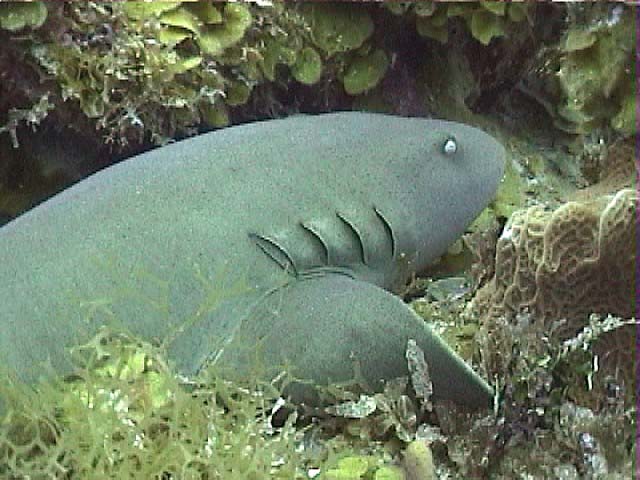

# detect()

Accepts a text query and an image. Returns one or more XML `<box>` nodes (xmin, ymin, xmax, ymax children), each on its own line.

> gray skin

<box><xmin>0</xmin><ymin>112</ymin><xmax>504</xmax><ymax>411</ymax></box>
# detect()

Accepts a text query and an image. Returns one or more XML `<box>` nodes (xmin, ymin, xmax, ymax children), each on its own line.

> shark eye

<box><xmin>442</xmin><ymin>137</ymin><xmax>458</xmax><ymax>156</ymax></box>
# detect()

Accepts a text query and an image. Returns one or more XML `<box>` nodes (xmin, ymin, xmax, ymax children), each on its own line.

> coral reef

<box><xmin>477</xmin><ymin>188</ymin><xmax>635</xmax><ymax>327</ymax></box>
<box><xmin>469</xmin><ymin>139</ymin><xmax>636</xmax><ymax>401</ymax></box>
<box><xmin>28</xmin><ymin>1</ymin><xmax>258</xmax><ymax>145</ymax></box>
<box><xmin>442</xmin><ymin>375</ymin><xmax>633</xmax><ymax>477</ymax></box>
<box><xmin>0</xmin><ymin>2</ymin><xmax>635</xmax><ymax>478</ymax></box>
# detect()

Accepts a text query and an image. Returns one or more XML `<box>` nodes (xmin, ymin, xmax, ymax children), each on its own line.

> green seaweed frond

<box><xmin>0</xmin><ymin>327</ymin><xmax>309</xmax><ymax>478</ymax></box>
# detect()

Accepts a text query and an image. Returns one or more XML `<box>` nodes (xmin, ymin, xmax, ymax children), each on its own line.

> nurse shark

<box><xmin>0</xmin><ymin>112</ymin><xmax>505</xmax><ymax>410</ymax></box>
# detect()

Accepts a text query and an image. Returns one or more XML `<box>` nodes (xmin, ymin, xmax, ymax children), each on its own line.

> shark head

<box><xmin>352</xmin><ymin>115</ymin><xmax>505</xmax><ymax>278</ymax></box>
<box><xmin>404</xmin><ymin>118</ymin><xmax>505</xmax><ymax>271</ymax></box>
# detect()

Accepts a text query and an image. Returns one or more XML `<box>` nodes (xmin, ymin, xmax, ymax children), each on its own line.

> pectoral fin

<box><xmin>214</xmin><ymin>274</ymin><xmax>492</xmax><ymax>409</ymax></box>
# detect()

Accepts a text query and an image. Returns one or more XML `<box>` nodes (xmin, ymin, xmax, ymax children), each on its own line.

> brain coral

<box><xmin>483</xmin><ymin>187</ymin><xmax>634</xmax><ymax>326</ymax></box>
<box><xmin>471</xmin><ymin>153</ymin><xmax>636</xmax><ymax>393</ymax></box>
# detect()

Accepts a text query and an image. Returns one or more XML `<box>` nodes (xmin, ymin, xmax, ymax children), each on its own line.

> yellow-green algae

<box><xmin>0</xmin><ymin>327</ymin><xmax>429</xmax><ymax>479</ymax></box>
<box><xmin>387</xmin><ymin>1</ymin><xmax>531</xmax><ymax>45</ymax></box>
<box><xmin>556</xmin><ymin>3</ymin><xmax>635</xmax><ymax>135</ymax></box>
<box><xmin>342</xmin><ymin>49</ymin><xmax>390</xmax><ymax>96</ymax></box>
<box><xmin>0</xmin><ymin>328</ymin><xmax>309</xmax><ymax>477</ymax></box>
<box><xmin>322</xmin><ymin>455</ymin><xmax>406</xmax><ymax>480</ymax></box>
<box><xmin>291</xmin><ymin>47</ymin><xmax>323</xmax><ymax>86</ymax></box>
<box><xmin>1</xmin><ymin>1</ymin><xmax>634</xmax><ymax>153</ymax></box>
<box><xmin>0</xmin><ymin>1</ymin><xmax>395</xmax><ymax>148</ymax></box>
<box><xmin>300</xmin><ymin>3</ymin><xmax>374</xmax><ymax>56</ymax></box>
<box><xmin>33</xmin><ymin>1</ymin><xmax>256</xmax><ymax>144</ymax></box>
<box><xmin>0</xmin><ymin>1</ymin><xmax>47</xmax><ymax>32</ymax></box>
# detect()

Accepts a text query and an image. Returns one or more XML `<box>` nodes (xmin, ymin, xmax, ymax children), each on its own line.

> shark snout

<box><xmin>465</xmin><ymin>126</ymin><xmax>507</xmax><ymax>209</ymax></box>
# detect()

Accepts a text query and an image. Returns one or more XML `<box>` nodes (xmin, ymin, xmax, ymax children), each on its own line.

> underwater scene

<box><xmin>0</xmin><ymin>1</ymin><xmax>636</xmax><ymax>478</ymax></box>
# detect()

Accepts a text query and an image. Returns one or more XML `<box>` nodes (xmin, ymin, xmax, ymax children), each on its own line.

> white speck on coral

<box><xmin>204</xmin><ymin>437</ymin><xmax>215</xmax><ymax>457</ymax></box>
<box><xmin>133</xmin><ymin>433</ymin><xmax>145</xmax><ymax>449</ymax></box>
<box><xmin>500</xmin><ymin>224</ymin><xmax>514</xmax><ymax>241</ymax></box>
<box><xmin>308</xmin><ymin>467</ymin><xmax>321</xmax><ymax>478</ymax></box>
<box><xmin>607</xmin><ymin>5</ymin><xmax>623</xmax><ymax>26</ymax></box>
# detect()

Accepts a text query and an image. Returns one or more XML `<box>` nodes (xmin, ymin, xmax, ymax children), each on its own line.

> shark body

<box><xmin>0</xmin><ymin>112</ymin><xmax>504</xmax><ymax>409</ymax></box>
